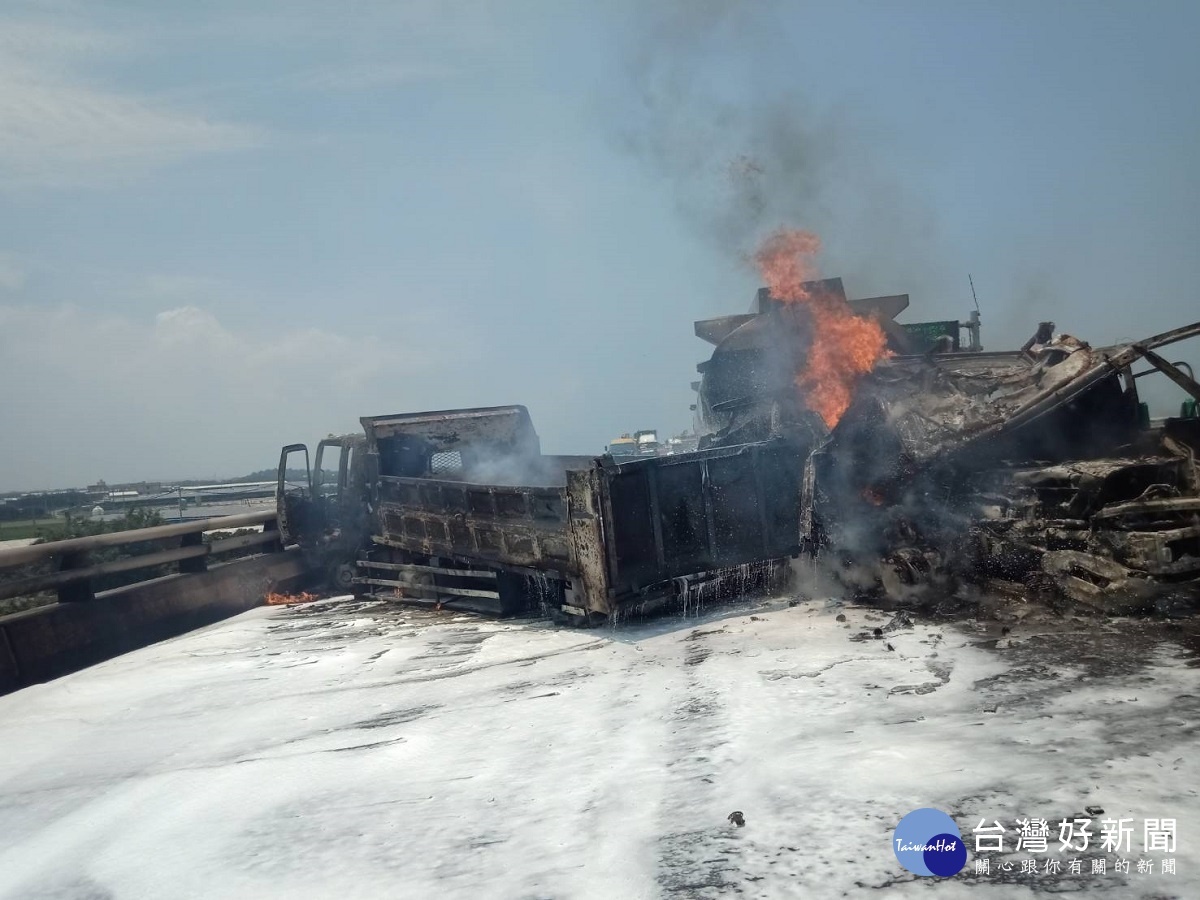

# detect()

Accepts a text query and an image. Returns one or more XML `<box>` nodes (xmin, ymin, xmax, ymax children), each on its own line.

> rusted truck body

<box><xmin>278</xmin><ymin>406</ymin><xmax>804</xmax><ymax>621</ymax></box>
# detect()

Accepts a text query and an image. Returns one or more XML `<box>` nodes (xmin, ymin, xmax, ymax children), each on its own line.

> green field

<box><xmin>0</xmin><ymin>519</ymin><xmax>61</xmax><ymax>541</ymax></box>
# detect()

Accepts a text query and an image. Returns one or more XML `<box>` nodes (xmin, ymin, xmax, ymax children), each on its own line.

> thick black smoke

<box><xmin>615</xmin><ymin>0</ymin><xmax>953</xmax><ymax>304</ymax></box>
<box><xmin>619</xmin><ymin>2</ymin><xmax>835</xmax><ymax>253</ymax></box>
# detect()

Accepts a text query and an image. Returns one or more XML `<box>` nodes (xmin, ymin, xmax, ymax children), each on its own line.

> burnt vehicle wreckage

<box><xmin>277</xmin><ymin>407</ymin><xmax>798</xmax><ymax>623</ymax></box>
<box><xmin>277</xmin><ymin>279</ymin><xmax>1200</xmax><ymax>622</ymax></box>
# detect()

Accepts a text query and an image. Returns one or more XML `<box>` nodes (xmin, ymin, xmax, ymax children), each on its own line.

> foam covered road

<box><xmin>1</xmin><ymin>595</ymin><xmax>1198</xmax><ymax>898</ymax></box>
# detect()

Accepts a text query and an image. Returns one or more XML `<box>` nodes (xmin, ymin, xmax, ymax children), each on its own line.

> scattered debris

<box><xmin>882</xmin><ymin>611</ymin><xmax>914</xmax><ymax>632</ymax></box>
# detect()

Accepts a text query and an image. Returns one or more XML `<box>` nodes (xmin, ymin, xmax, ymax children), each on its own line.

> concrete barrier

<box><xmin>0</xmin><ymin>549</ymin><xmax>308</xmax><ymax>695</ymax></box>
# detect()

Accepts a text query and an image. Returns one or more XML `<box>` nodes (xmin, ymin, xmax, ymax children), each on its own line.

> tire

<box><xmin>330</xmin><ymin>561</ymin><xmax>357</xmax><ymax>593</ymax></box>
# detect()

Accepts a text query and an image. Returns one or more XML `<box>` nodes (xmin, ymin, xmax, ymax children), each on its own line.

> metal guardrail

<box><xmin>0</xmin><ymin>510</ymin><xmax>281</xmax><ymax>605</ymax></box>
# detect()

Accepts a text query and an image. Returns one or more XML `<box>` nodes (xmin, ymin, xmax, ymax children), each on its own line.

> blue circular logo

<box><xmin>893</xmin><ymin>808</ymin><xmax>967</xmax><ymax>877</ymax></box>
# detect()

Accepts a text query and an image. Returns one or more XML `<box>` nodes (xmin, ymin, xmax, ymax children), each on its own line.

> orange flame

<box><xmin>753</xmin><ymin>228</ymin><xmax>889</xmax><ymax>428</ymax></box>
<box><xmin>265</xmin><ymin>591</ymin><xmax>318</xmax><ymax>606</ymax></box>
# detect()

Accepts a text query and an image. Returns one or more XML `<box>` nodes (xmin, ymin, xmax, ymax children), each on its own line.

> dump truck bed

<box><xmin>373</xmin><ymin>475</ymin><xmax>573</xmax><ymax>570</ymax></box>
<box><xmin>361</xmin><ymin>407</ymin><xmax>805</xmax><ymax>618</ymax></box>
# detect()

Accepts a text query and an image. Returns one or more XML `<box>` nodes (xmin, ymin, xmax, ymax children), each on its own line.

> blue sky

<box><xmin>1</xmin><ymin>1</ymin><xmax>1198</xmax><ymax>489</ymax></box>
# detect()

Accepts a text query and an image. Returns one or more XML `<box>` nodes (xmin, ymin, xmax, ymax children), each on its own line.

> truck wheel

<box><xmin>331</xmin><ymin>561</ymin><xmax>357</xmax><ymax>594</ymax></box>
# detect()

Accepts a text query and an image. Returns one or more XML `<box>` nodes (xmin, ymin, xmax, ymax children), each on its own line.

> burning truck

<box><xmin>812</xmin><ymin>320</ymin><xmax>1200</xmax><ymax>613</ymax></box>
<box><xmin>276</xmin><ymin>230</ymin><xmax>1200</xmax><ymax>621</ymax></box>
<box><xmin>694</xmin><ymin>230</ymin><xmax>1200</xmax><ymax>613</ymax></box>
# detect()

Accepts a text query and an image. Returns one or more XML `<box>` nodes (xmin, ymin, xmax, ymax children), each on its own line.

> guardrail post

<box><xmin>178</xmin><ymin>532</ymin><xmax>207</xmax><ymax>574</ymax></box>
<box><xmin>56</xmin><ymin>551</ymin><xmax>94</xmax><ymax>603</ymax></box>
<box><xmin>263</xmin><ymin>517</ymin><xmax>283</xmax><ymax>553</ymax></box>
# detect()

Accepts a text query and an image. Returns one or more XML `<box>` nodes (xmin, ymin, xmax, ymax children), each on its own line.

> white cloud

<box><xmin>0</xmin><ymin>18</ymin><xmax>261</xmax><ymax>188</ymax></box>
<box><xmin>0</xmin><ymin>303</ymin><xmax>435</xmax><ymax>489</ymax></box>
<box><xmin>0</xmin><ymin>254</ymin><xmax>27</xmax><ymax>291</ymax></box>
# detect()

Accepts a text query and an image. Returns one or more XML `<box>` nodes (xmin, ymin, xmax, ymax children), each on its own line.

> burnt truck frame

<box><xmin>277</xmin><ymin>406</ymin><xmax>804</xmax><ymax>621</ymax></box>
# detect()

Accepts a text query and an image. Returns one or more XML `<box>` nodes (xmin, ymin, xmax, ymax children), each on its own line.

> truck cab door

<box><xmin>313</xmin><ymin>439</ymin><xmax>350</xmax><ymax>541</ymax></box>
<box><xmin>277</xmin><ymin>444</ymin><xmax>318</xmax><ymax>546</ymax></box>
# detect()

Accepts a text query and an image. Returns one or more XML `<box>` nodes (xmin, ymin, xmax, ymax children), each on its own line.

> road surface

<box><xmin>1</xmin><ymin>593</ymin><xmax>1197</xmax><ymax>898</ymax></box>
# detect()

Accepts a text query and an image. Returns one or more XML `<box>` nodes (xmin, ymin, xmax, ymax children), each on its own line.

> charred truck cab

<box><xmin>278</xmin><ymin>405</ymin><xmax>804</xmax><ymax>622</ymax></box>
<box><xmin>277</xmin><ymin>432</ymin><xmax>370</xmax><ymax>592</ymax></box>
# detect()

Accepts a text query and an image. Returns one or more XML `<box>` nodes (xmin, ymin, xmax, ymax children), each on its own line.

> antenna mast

<box><xmin>965</xmin><ymin>274</ymin><xmax>983</xmax><ymax>351</ymax></box>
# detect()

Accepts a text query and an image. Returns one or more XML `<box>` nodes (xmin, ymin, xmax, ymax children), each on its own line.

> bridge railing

<box><xmin>0</xmin><ymin>510</ymin><xmax>283</xmax><ymax>606</ymax></box>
